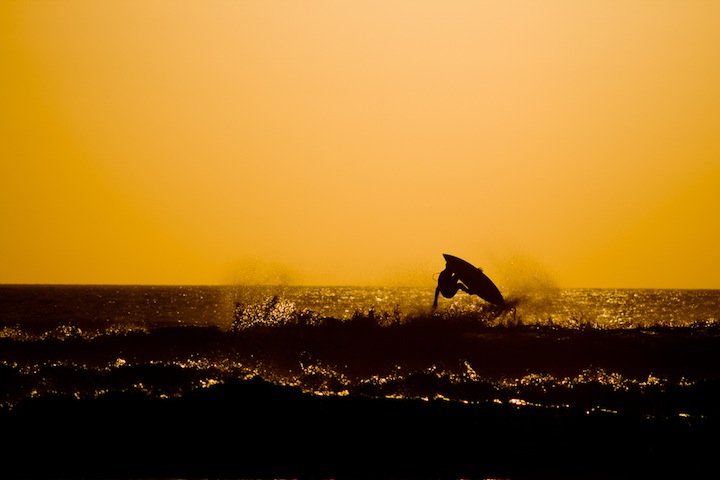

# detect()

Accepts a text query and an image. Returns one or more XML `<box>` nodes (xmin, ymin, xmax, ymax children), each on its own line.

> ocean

<box><xmin>1</xmin><ymin>285</ymin><xmax>719</xmax><ymax>478</ymax></box>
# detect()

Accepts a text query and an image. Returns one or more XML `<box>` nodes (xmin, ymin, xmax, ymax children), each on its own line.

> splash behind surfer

<box><xmin>433</xmin><ymin>264</ymin><xmax>470</xmax><ymax>309</ymax></box>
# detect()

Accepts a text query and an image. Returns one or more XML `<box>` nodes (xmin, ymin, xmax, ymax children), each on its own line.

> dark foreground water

<box><xmin>1</xmin><ymin>285</ymin><xmax>719</xmax><ymax>478</ymax></box>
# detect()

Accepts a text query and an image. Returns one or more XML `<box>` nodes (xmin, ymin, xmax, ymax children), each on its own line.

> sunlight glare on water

<box><xmin>1</xmin><ymin>285</ymin><xmax>718</xmax><ymax>423</ymax></box>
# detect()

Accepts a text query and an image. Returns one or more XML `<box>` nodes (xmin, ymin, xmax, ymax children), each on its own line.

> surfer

<box><xmin>433</xmin><ymin>264</ymin><xmax>470</xmax><ymax>309</ymax></box>
<box><xmin>433</xmin><ymin>254</ymin><xmax>505</xmax><ymax>308</ymax></box>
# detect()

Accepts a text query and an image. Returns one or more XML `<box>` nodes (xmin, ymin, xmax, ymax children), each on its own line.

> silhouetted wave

<box><xmin>1</xmin><ymin>286</ymin><xmax>718</xmax><ymax>477</ymax></box>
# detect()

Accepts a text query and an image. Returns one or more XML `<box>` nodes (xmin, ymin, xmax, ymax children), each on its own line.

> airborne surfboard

<box><xmin>443</xmin><ymin>254</ymin><xmax>504</xmax><ymax>306</ymax></box>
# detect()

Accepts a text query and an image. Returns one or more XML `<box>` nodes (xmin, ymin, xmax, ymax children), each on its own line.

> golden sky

<box><xmin>2</xmin><ymin>1</ymin><xmax>719</xmax><ymax>288</ymax></box>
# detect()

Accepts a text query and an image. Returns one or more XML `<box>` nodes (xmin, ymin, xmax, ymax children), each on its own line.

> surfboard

<box><xmin>443</xmin><ymin>254</ymin><xmax>504</xmax><ymax>306</ymax></box>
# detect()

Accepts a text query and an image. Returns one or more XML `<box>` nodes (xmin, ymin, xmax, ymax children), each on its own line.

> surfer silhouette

<box><xmin>433</xmin><ymin>264</ymin><xmax>470</xmax><ymax>309</ymax></box>
<box><xmin>433</xmin><ymin>254</ymin><xmax>505</xmax><ymax>308</ymax></box>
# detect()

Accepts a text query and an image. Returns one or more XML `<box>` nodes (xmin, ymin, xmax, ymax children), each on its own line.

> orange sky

<box><xmin>2</xmin><ymin>1</ymin><xmax>719</xmax><ymax>288</ymax></box>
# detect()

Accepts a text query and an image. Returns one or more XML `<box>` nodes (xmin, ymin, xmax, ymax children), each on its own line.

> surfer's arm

<box><xmin>433</xmin><ymin>286</ymin><xmax>440</xmax><ymax>309</ymax></box>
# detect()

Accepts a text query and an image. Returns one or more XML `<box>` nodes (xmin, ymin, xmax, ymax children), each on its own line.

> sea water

<box><xmin>2</xmin><ymin>284</ymin><xmax>719</xmax><ymax>477</ymax></box>
<box><xmin>1</xmin><ymin>285</ymin><xmax>719</xmax><ymax>416</ymax></box>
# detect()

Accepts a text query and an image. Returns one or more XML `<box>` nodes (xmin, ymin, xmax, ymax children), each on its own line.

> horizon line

<box><xmin>1</xmin><ymin>282</ymin><xmax>718</xmax><ymax>291</ymax></box>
